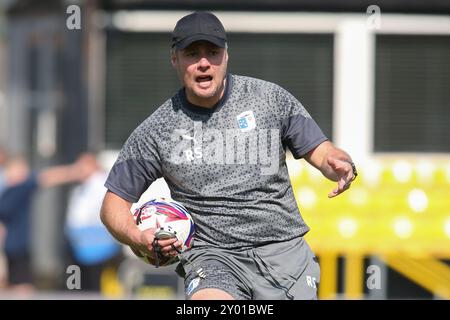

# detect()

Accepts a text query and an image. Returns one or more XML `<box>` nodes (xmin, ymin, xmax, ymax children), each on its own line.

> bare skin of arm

<box><xmin>100</xmin><ymin>191</ymin><xmax>182</xmax><ymax>259</ymax></box>
<box><xmin>303</xmin><ymin>140</ymin><xmax>357</xmax><ymax>198</ymax></box>
<box><xmin>37</xmin><ymin>163</ymin><xmax>82</xmax><ymax>188</ymax></box>
<box><xmin>4</xmin><ymin>156</ymin><xmax>83</xmax><ymax>189</ymax></box>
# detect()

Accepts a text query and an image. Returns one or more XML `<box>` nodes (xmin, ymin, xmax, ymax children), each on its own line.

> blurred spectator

<box><xmin>0</xmin><ymin>147</ymin><xmax>7</xmax><ymax>288</ymax></box>
<box><xmin>0</xmin><ymin>223</ymin><xmax>6</xmax><ymax>289</ymax></box>
<box><xmin>64</xmin><ymin>153</ymin><xmax>123</xmax><ymax>292</ymax></box>
<box><xmin>0</xmin><ymin>155</ymin><xmax>83</xmax><ymax>294</ymax></box>
<box><xmin>0</xmin><ymin>146</ymin><xmax>7</xmax><ymax>196</ymax></box>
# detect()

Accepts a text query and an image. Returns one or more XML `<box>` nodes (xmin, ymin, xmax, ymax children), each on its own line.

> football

<box><xmin>132</xmin><ymin>198</ymin><xmax>195</xmax><ymax>266</ymax></box>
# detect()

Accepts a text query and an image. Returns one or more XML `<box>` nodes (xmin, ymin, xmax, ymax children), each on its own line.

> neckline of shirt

<box><xmin>178</xmin><ymin>73</ymin><xmax>233</xmax><ymax>115</ymax></box>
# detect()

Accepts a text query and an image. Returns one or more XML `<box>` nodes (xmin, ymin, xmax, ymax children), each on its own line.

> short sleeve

<box><xmin>104</xmin><ymin>124</ymin><xmax>163</xmax><ymax>203</ymax></box>
<box><xmin>272</xmin><ymin>85</ymin><xmax>328</xmax><ymax>159</ymax></box>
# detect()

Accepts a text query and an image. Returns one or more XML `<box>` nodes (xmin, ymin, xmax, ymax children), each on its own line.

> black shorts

<box><xmin>6</xmin><ymin>253</ymin><xmax>33</xmax><ymax>285</ymax></box>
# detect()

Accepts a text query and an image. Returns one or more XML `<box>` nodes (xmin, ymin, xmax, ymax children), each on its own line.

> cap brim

<box><xmin>174</xmin><ymin>34</ymin><xmax>226</xmax><ymax>50</ymax></box>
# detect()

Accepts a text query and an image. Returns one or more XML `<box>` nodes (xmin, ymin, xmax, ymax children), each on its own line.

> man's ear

<box><xmin>170</xmin><ymin>49</ymin><xmax>177</xmax><ymax>68</ymax></box>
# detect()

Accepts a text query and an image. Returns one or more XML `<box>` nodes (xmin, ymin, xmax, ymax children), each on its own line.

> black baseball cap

<box><xmin>172</xmin><ymin>12</ymin><xmax>227</xmax><ymax>50</ymax></box>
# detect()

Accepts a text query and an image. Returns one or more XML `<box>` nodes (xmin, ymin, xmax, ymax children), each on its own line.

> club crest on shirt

<box><xmin>236</xmin><ymin>110</ymin><xmax>256</xmax><ymax>132</ymax></box>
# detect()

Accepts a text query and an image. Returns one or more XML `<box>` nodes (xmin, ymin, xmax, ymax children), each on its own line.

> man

<box><xmin>101</xmin><ymin>11</ymin><xmax>357</xmax><ymax>300</ymax></box>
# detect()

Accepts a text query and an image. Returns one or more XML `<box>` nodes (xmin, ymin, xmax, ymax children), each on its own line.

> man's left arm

<box><xmin>303</xmin><ymin>141</ymin><xmax>357</xmax><ymax>198</ymax></box>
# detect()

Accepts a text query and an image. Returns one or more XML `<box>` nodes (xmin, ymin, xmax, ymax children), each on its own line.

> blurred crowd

<box><xmin>0</xmin><ymin>147</ymin><xmax>123</xmax><ymax>296</ymax></box>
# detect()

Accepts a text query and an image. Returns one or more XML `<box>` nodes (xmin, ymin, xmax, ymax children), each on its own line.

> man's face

<box><xmin>171</xmin><ymin>41</ymin><xmax>228</xmax><ymax>106</ymax></box>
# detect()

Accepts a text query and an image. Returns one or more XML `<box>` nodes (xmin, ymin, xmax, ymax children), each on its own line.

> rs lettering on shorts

<box><xmin>306</xmin><ymin>276</ymin><xmax>317</xmax><ymax>288</ymax></box>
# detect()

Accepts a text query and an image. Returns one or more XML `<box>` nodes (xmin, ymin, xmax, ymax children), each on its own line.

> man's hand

<box><xmin>130</xmin><ymin>228</ymin><xmax>183</xmax><ymax>261</ymax></box>
<box><xmin>327</xmin><ymin>158</ymin><xmax>356</xmax><ymax>198</ymax></box>
<box><xmin>303</xmin><ymin>141</ymin><xmax>357</xmax><ymax>198</ymax></box>
<box><xmin>100</xmin><ymin>192</ymin><xmax>184</xmax><ymax>267</ymax></box>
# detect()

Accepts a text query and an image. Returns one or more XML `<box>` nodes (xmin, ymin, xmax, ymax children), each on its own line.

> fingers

<box><xmin>327</xmin><ymin>157</ymin><xmax>339</xmax><ymax>169</ymax></box>
<box><xmin>326</xmin><ymin>158</ymin><xmax>356</xmax><ymax>198</ymax></box>
<box><xmin>157</xmin><ymin>237</ymin><xmax>178</xmax><ymax>247</ymax></box>
<box><xmin>135</xmin><ymin>228</ymin><xmax>183</xmax><ymax>259</ymax></box>
<box><xmin>328</xmin><ymin>177</ymin><xmax>352</xmax><ymax>198</ymax></box>
<box><xmin>155</xmin><ymin>239</ymin><xmax>183</xmax><ymax>257</ymax></box>
<box><xmin>328</xmin><ymin>187</ymin><xmax>339</xmax><ymax>198</ymax></box>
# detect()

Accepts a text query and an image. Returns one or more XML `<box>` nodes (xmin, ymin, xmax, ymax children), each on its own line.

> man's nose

<box><xmin>198</xmin><ymin>56</ymin><xmax>211</xmax><ymax>70</ymax></box>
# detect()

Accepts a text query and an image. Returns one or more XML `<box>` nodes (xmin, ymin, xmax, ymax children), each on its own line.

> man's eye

<box><xmin>210</xmin><ymin>51</ymin><xmax>219</xmax><ymax>56</ymax></box>
<box><xmin>185</xmin><ymin>51</ymin><xmax>197</xmax><ymax>57</ymax></box>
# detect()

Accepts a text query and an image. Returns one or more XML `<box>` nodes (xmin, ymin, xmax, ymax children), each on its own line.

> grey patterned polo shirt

<box><xmin>105</xmin><ymin>74</ymin><xmax>328</xmax><ymax>249</ymax></box>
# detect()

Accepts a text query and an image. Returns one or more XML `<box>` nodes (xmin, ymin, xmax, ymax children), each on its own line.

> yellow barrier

<box><xmin>289</xmin><ymin>157</ymin><xmax>450</xmax><ymax>299</ymax></box>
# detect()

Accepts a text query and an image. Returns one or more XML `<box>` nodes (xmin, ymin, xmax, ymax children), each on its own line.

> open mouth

<box><xmin>195</xmin><ymin>75</ymin><xmax>213</xmax><ymax>83</ymax></box>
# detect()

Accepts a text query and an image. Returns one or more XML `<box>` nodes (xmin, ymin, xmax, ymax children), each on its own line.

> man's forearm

<box><xmin>100</xmin><ymin>191</ymin><xmax>141</xmax><ymax>247</ymax></box>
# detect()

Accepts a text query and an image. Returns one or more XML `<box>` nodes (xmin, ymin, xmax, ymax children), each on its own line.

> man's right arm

<box><xmin>100</xmin><ymin>191</ymin><xmax>181</xmax><ymax>258</ymax></box>
<box><xmin>100</xmin><ymin>191</ymin><xmax>141</xmax><ymax>246</ymax></box>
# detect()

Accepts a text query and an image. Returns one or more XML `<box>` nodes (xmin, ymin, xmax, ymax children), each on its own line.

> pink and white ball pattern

<box><xmin>134</xmin><ymin>198</ymin><xmax>195</xmax><ymax>251</ymax></box>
